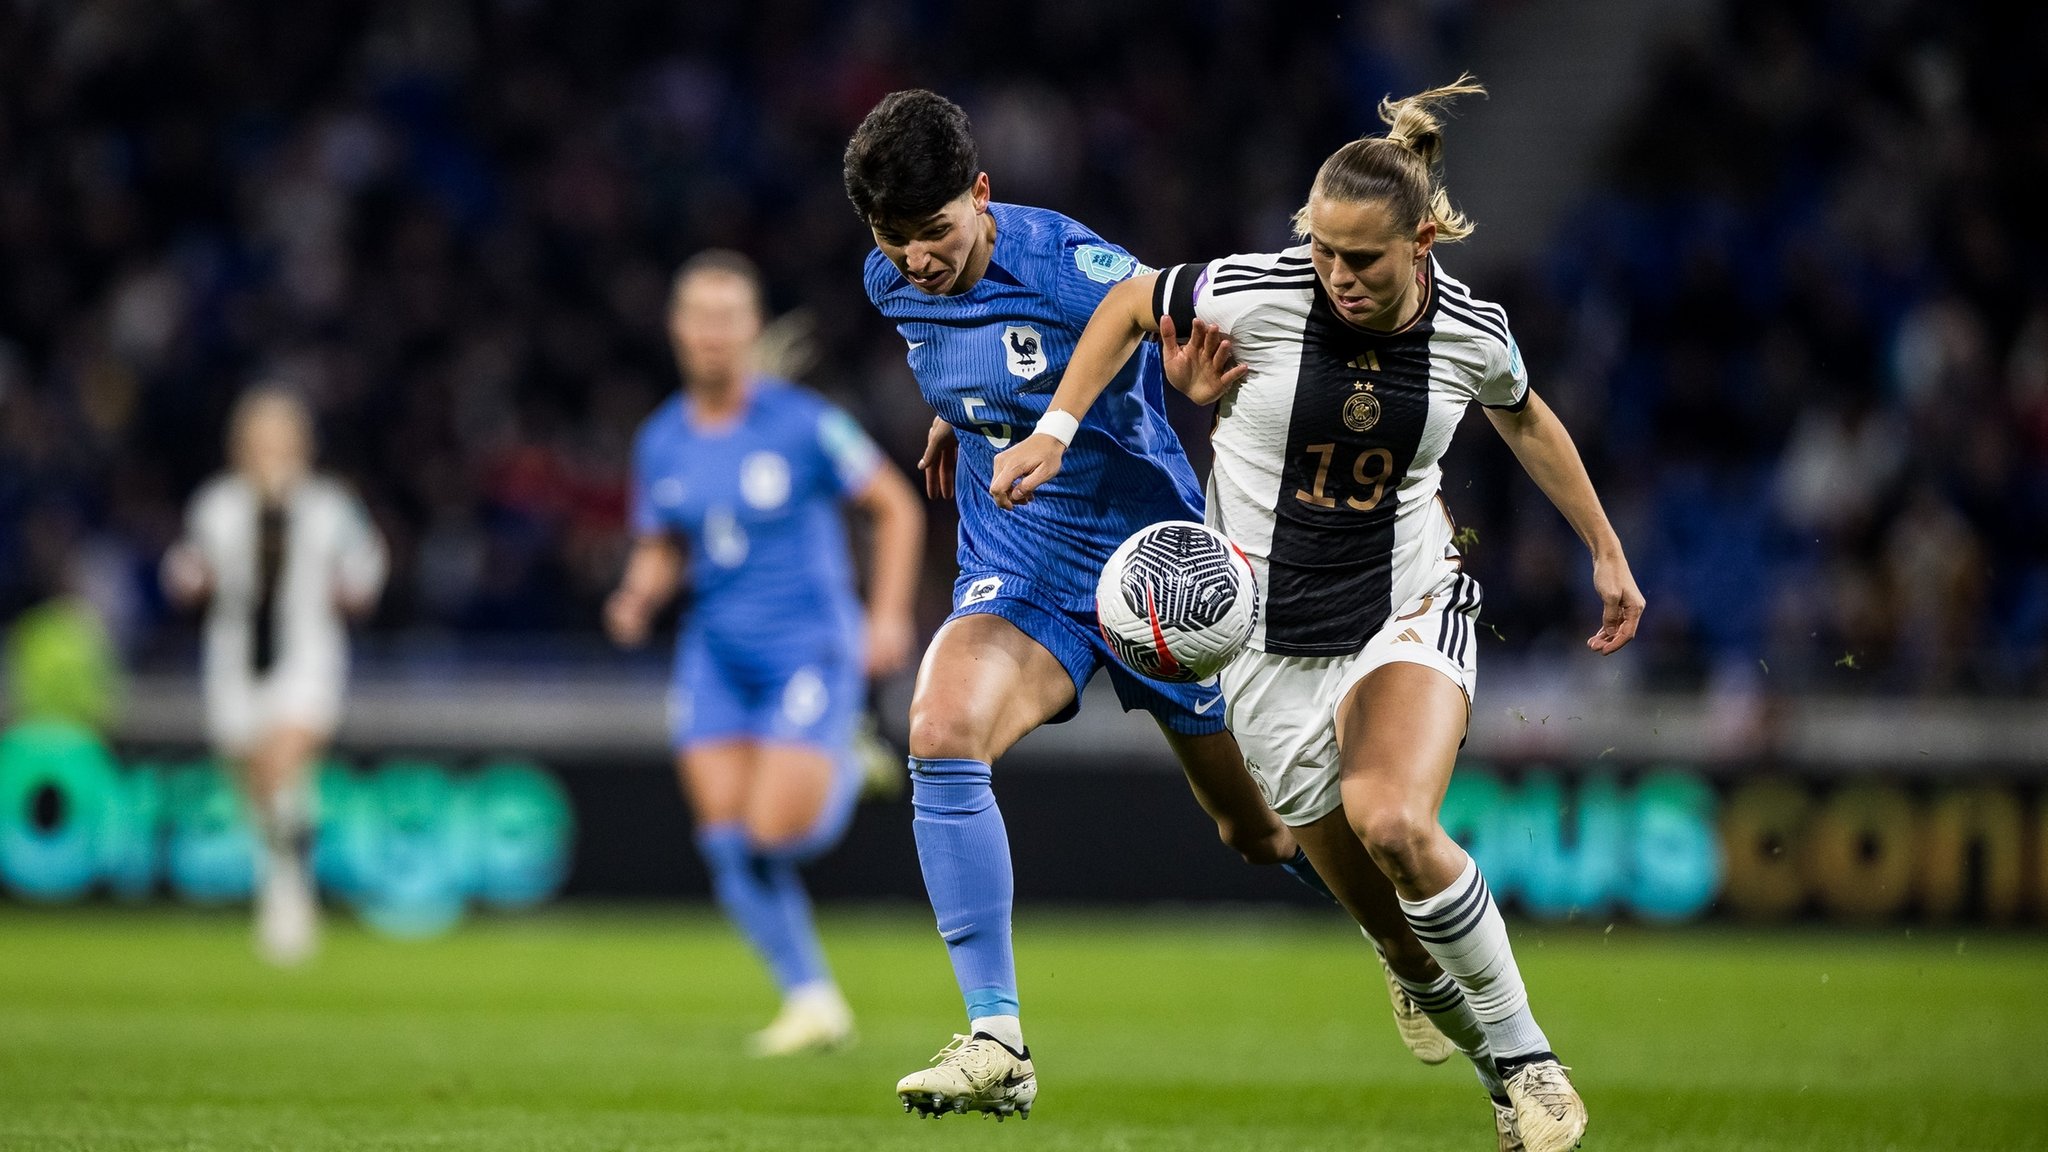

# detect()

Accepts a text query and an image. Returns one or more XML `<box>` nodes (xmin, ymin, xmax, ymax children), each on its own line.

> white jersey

<box><xmin>180</xmin><ymin>474</ymin><xmax>386</xmax><ymax>747</ymax></box>
<box><xmin>1152</xmin><ymin>247</ymin><xmax>1528</xmax><ymax>657</ymax></box>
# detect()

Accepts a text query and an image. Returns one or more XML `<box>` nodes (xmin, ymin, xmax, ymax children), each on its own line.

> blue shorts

<box><xmin>948</xmin><ymin>570</ymin><xmax>1227</xmax><ymax>736</ymax></box>
<box><xmin>670</xmin><ymin>631</ymin><xmax>865</xmax><ymax>755</ymax></box>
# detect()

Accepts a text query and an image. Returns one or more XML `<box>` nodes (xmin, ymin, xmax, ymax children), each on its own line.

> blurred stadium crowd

<box><xmin>0</xmin><ymin>0</ymin><xmax>2040</xmax><ymax>694</ymax></box>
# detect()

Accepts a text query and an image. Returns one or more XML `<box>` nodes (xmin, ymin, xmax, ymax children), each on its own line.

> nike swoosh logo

<box><xmin>1193</xmin><ymin>695</ymin><xmax>1222</xmax><ymax>714</ymax></box>
<box><xmin>906</xmin><ymin>340</ymin><xmax>926</xmax><ymax>350</ymax></box>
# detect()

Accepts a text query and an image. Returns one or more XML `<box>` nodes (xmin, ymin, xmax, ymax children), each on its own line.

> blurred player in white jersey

<box><xmin>163</xmin><ymin>389</ymin><xmax>386</xmax><ymax>965</ymax></box>
<box><xmin>995</xmin><ymin>77</ymin><xmax>1645</xmax><ymax>1152</ymax></box>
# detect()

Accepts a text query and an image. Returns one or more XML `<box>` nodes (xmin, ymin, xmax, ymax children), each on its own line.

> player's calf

<box><xmin>1214</xmin><ymin>815</ymin><xmax>1295</xmax><ymax>867</ymax></box>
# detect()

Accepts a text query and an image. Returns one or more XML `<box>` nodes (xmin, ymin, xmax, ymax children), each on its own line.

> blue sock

<box><xmin>696</xmin><ymin>822</ymin><xmax>829</xmax><ymax>994</ymax></box>
<box><xmin>1280</xmin><ymin>846</ymin><xmax>1339</xmax><ymax>905</ymax></box>
<box><xmin>909</xmin><ymin>757</ymin><xmax>1018</xmax><ymax>1021</ymax></box>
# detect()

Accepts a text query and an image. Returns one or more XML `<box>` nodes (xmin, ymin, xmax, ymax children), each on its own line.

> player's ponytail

<box><xmin>1292</xmin><ymin>73</ymin><xmax>1484</xmax><ymax>244</ymax></box>
<box><xmin>752</xmin><ymin>308</ymin><xmax>818</xmax><ymax>381</ymax></box>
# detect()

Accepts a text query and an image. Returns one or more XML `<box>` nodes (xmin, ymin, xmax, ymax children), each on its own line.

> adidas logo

<box><xmin>1347</xmin><ymin>351</ymin><xmax>1382</xmax><ymax>372</ymax></box>
<box><xmin>1394</xmin><ymin>628</ymin><xmax>1424</xmax><ymax>644</ymax></box>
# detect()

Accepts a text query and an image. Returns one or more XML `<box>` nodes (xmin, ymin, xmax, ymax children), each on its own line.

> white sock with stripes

<box><xmin>1378</xmin><ymin>944</ymin><xmax>1507</xmax><ymax>1096</ymax></box>
<box><xmin>1399</xmin><ymin>855</ymin><xmax>1551</xmax><ymax>1066</ymax></box>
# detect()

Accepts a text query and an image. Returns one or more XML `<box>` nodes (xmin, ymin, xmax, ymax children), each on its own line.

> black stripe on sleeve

<box><xmin>1436</xmin><ymin>297</ymin><xmax>1511</xmax><ymax>349</ymax></box>
<box><xmin>1154</xmin><ymin>263</ymin><xmax>1201</xmax><ymax>335</ymax></box>
<box><xmin>1210</xmin><ymin>255</ymin><xmax>1312</xmax><ymax>285</ymax></box>
<box><xmin>1437</xmin><ymin>281</ymin><xmax>1514</xmax><ymax>338</ymax></box>
<box><xmin>1440</xmin><ymin>281</ymin><xmax>1511</xmax><ymax>329</ymax></box>
<box><xmin>1211</xmin><ymin>276</ymin><xmax>1317</xmax><ymax>297</ymax></box>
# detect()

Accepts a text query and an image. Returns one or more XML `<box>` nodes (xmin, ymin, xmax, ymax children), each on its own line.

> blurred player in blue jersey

<box><xmin>845</xmin><ymin>91</ymin><xmax>1480</xmax><ymax>1120</ymax></box>
<box><xmin>606</xmin><ymin>250</ymin><xmax>925</xmax><ymax>1056</ymax></box>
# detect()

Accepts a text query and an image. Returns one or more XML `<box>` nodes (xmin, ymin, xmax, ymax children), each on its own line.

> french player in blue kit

<box><xmin>844</xmin><ymin>90</ymin><xmax>1478</xmax><ymax>1120</ymax></box>
<box><xmin>606</xmin><ymin>250</ymin><xmax>925</xmax><ymax>1057</ymax></box>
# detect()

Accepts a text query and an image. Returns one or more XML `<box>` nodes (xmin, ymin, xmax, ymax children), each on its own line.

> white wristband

<box><xmin>1035</xmin><ymin>409</ymin><xmax>1081</xmax><ymax>446</ymax></box>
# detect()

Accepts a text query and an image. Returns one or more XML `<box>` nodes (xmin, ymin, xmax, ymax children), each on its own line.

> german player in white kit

<box><xmin>992</xmin><ymin>77</ymin><xmax>1641</xmax><ymax>1152</ymax></box>
<box><xmin>163</xmin><ymin>389</ymin><xmax>387</xmax><ymax>965</ymax></box>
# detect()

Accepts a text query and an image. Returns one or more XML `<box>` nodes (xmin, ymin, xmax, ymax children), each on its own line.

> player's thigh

<box><xmin>1333</xmin><ymin>661</ymin><xmax>1469</xmax><ymax>830</ymax></box>
<box><xmin>679</xmin><ymin>741</ymin><xmax>756</xmax><ymax>826</ymax></box>
<box><xmin>1158</xmin><ymin>725</ymin><xmax>1290</xmax><ymax>862</ymax></box>
<box><xmin>907</xmin><ymin>613</ymin><xmax>1076</xmax><ymax>763</ymax></box>
<box><xmin>742</xmin><ymin>743</ymin><xmax>839</xmax><ymax>844</ymax></box>
<box><xmin>250</xmin><ymin>723</ymin><xmax>326</xmax><ymax>781</ymax></box>
<box><xmin>204</xmin><ymin>671</ymin><xmax>257</xmax><ymax>763</ymax></box>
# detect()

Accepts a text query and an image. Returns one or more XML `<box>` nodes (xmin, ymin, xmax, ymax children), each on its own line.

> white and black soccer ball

<box><xmin>1095</xmin><ymin>521</ymin><xmax>1259</xmax><ymax>683</ymax></box>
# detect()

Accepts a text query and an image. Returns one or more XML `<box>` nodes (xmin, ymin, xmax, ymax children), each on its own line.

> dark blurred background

<box><xmin>1</xmin><ymin>0</ymin><xmax>2041</xmax><ymax>697</ymax></box>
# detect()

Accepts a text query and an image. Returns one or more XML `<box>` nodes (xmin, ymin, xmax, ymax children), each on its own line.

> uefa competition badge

<box><xmin>1074</xmin><ymin>243</ymin><xmax>1137</xmax><ymax>284</ymax></box>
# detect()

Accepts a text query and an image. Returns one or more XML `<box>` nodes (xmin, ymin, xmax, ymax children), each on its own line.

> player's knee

<box><xmin>1354</xmin><ymin>808</ymin><xmax>1435</xmax><ymax>880</ymax></box>
<box><xmin>1217</xmin><ymin>819</ymin><xmax>1291</xmax><ymax>866</ymax></box>
<box><xmin>744</xmin><ymin>806</ymin><xmax>815</xmax><ymax>848</ymax></box>
<box><xmin>906</xmin><ymin>703</ymin><xmax>989</xmax><ymax>762</ymax></box>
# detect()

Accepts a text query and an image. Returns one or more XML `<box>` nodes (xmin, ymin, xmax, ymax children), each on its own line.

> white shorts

<box><xmin>1221</xmin><ymin>566</ymin><xmax>1481</xmax><ymax>826</ymax></box>
<box><xmin>205</xmin><ymin>668</ymin><xmax>344</xmax><ymax>756</ymax></box>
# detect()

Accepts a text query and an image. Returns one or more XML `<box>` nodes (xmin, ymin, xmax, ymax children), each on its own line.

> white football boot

<box><xmin>255</xmin><ymin>853</ymin><xmax>318</xmax><ymax>967</ymax></box>
<box><xmin>1374</xmin><ymin>951</ymin><xmax>1456</xmax><ymax>1065</ymax></box>
<box><xmin>1493</xmin><ymin>1094</ymin><xmax>1527</xmax><ymax>1152</ymax></box>
<box><xmin>1504</xmin><ymin>1059</ymin><xmax>1586</xmax><ymax>1152</ymax></box>
<box><xmin>896</xmin><ymin>1033</ymin><xmax>1035</xmax><ymax>1120</ymax></box>
<box><xmin>747</xmin><ymin>984</ymin><xmax>855</xmax><ymax>1057</ymax></box>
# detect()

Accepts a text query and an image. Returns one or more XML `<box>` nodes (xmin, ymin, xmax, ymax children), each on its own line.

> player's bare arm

<box><xmin>604</xmin><ymin>535</ymin><xmax>684</xmax><ymax>648</ymax></box>
<box><xmin>848</xmin><ymin>462</ymin><xmax>926</xmax><ymax>676</ymax></box>
<box><xmin>1484</xmin><ymin>394</ymin><xmax>1645</xmax><ymax>654</ymax></box>
<box><xmin>988</xmin><ymin>273</ymin><xmax>1159</xmax><ymax>508</ymax></box>
<box><xmin>917</xmin><ymin>416</ymin><xmax>957</xmax><ymax>500</ymax></box>
<box><xmin>160</xmin><ymin>541</ymin><xmax>213</xmax><ymax>610</ymax></box>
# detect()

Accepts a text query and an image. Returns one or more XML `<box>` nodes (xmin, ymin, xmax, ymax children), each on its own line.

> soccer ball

<box><xmin>1096</xmin><ymin>521</ymin><xmax>1259</xmax><ymax>682</ymax></box>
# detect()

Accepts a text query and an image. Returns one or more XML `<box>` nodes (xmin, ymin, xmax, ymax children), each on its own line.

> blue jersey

<box><xmin>865</xmin><ymin>202</ymin><xmax>1205</xmax><ymax>612</ymax></box>
<box><xmin>630</xmin><ymin>380</ymin><xmax>882</xmax><ymax>667</ymax></box>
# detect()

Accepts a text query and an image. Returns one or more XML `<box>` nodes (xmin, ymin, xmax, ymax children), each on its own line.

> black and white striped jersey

<box><xmin>1151</xmin><ymin>247</ymin><xmax>1528</xmax><ymax>657</ymax></box>
<box><xmin>185</xmin><ymin>474</ymin><xmax>387</xmax><ymax>681</ymax></box>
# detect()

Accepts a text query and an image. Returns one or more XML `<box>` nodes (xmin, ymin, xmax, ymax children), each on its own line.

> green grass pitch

<box><xmin>1</xmin><ymin>905</ymin><xmax>2042</xmax><ymax>1150</ymax></box>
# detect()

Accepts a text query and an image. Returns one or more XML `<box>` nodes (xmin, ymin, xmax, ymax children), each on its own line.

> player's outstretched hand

<box><xmin>918</xmin><ymin>417</ymin><xmax>957</xmax><ymax>500</ymax></box>
<box><xmin>989</xmin><ymin>434</ymin><xmax>1066</xmax><ymax>510</ymax></box>
<box><xmin>864</xmin><ymin>609</ymin><xmax>915</xmax><ymax>677</ymax></box>
<box><xmin>1159</xmin><ymin>316</ymin><xmax>1248</xmax><ymax>405</ymax></box>
<box><xmin>1587</xmin><ymin>552</ymin><xmax>1645</xmax><ymax>654</ymax></box>
<box><xmin>604</xmin><ymin>588</ymin><xmax>651</xmax><ymax>648</ymax></box>
<box><xmin>160</xmin><ymin>542</ymin><xmax>212</xmax><ymax>609</ymax></box>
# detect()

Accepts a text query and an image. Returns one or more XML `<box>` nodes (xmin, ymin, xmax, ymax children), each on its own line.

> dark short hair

<box><xmin>843</xmin><ymin>89</ymin><xmax>979</xmax><ymax>224</ymax></box>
